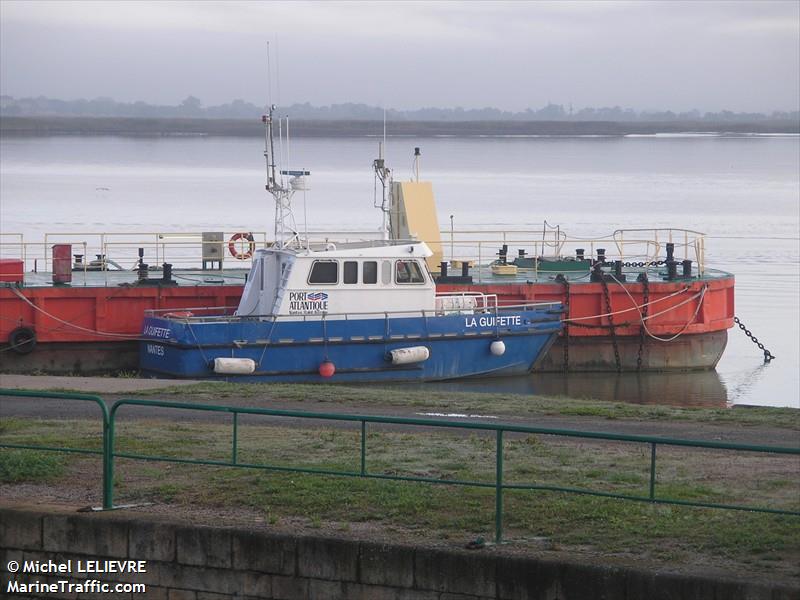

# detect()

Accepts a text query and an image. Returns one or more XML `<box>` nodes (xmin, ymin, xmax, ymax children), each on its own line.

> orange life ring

<box><xmin>228</xmin><ymin>232</ymin><xmax>256</xmax><ymax>260</ymax></box>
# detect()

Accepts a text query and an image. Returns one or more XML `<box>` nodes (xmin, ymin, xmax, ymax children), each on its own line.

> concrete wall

<box><xmin>1</xmin><ymin>505</ymin><xmax>797</xmax><ymax>600</ymax></box>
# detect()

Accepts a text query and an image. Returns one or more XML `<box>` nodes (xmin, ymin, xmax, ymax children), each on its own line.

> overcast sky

<box><xmin>1</xmin><ymin>0</ymin><xmax>798</xmax><ymax>113</ymax></box>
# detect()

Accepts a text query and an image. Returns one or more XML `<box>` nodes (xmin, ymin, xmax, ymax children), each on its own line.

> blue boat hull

<box><xmin>139</xmin><ymin>309</ymin><xmax>561</xmax><ymax>383</ymax></box>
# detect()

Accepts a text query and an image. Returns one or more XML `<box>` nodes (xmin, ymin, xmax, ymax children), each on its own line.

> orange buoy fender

<box><xmin>319</xmin><ymin>361</ymin><xmax>336</xmax><ymax>378</ymax></box>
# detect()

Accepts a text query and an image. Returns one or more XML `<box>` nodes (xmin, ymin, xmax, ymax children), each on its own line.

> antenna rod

<box><xmin>266</xmin><ymin>42</ymin><xmax>272</xmax><ymax>107</ymax></box>
<box><xmin>261</xmin><ymin>115</ymin><xmax>272</xmax><ymax>192</ymax></box>
<box><xmin>269</xmin><ymin>105</ymin><xmax>278</xmax><ymax>189</ymax></box>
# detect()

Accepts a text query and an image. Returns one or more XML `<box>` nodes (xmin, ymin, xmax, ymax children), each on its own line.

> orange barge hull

<box><xmin>0</xmin><ymin>274</ymin><xmax>733</xmax><ymax>373</ymax></box>
<box><xmin>438</xmin><ymin>276</ymin><xmax>733</xmax><ymax>371</ymax></box>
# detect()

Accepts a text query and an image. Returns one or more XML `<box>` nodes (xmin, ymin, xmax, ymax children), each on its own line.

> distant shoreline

<box><xmin>1</xmin><ymin>116</ymin><xmax>798</xmax><ymax>138</ymax></box>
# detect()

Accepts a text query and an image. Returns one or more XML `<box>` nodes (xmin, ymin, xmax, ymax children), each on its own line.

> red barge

<box><xmin>0</xmin><ymin>226</ymin><xmax>733</xmax><ymax>375</ymax></box>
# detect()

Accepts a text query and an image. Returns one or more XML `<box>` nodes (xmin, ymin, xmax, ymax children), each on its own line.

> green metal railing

<box><xmin>2</xmin><ymin>389</ymin><xmax>799</xmax><ymax>542</ymax></box>
<box><xmin>0</xmin><ymin>389</ymin><xmax>112</xmax><ymax>509</ymax></box>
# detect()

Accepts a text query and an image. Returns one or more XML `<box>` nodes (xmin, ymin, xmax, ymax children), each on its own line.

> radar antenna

<box><xmin>262</xmin><ymin>105</ymin><xmax>308</xmax><ymax>248</ymax></box>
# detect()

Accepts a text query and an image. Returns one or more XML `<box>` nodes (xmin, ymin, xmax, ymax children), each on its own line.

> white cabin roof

<box><xmin>238</xmin><ymin>240</ymin><xmax>436</xmax><ymax>318</ymax></box>
<box><xmin>258</xmin><ymin>240</ymin><xmax>433</xmax><ymax>260</ymax></box>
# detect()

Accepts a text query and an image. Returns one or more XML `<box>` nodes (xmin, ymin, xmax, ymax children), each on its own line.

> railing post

<box><xmin>478</xmin><ymin>243</ymin><xmax>482</xmax><ymax>283</ymax></box>
<box><xmin>495</xmin><ymin>429</ymin><xmax>504</xmax><ymax>544</ymax></box>
<box><xmin>232</xmin><ymin>412</ymin><xmax>239</xmax><ymax>465</ymax></box>
<box><xmin>360</xmin><ymin>421</ymin><xmax>367</xmax><ymax>476</ymax></box>
<box><xmin>104</xmin><ymin>412</ymin><xmax>115</xmax><ymax>510</ymax></box>
<box><xmin>649</xmin><ymin>443</ymin><xmax>657</xmax><ymax>501</ymax></box>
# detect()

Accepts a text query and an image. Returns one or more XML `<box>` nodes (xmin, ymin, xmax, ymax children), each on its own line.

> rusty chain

<box><xmin>600</xmin><ymin>278</ymin><xmax>622</xmax><ymax>373</ymax></box>
<box><xmin>734</xmin><ymin>317</ymin><xmax>776</xmax><ymax>363</ymax></box>
<box><xmin>636</xmin><ymin>276</ymin><xmax>649</xmax><ymax>371</ymax></box>
<box><xmin>556</xmin><ymin>274</ymin><xmax>570</xmax><ymax>372</ymax></box>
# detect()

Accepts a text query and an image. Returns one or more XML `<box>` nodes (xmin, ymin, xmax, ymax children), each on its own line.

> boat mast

<box><xmin>373</xmin><ymin>145</ymin><xmax>392</xmax><ymax>240</ymax></box>
<box><xmin>263</xmin><ymin>105</ymin><xmax>302</xmax><ymax>248</ymax></box>
<box><xmin>373</xmin><ymin>110</ymin><xmax>393</xmax><ymax>240</ymax></box>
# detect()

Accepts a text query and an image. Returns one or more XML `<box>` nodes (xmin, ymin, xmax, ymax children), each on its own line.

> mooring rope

<box><xmin>562</xmin><ymin>284</ymin><xmax>692</xmax><ymax>323</ymax></box>
<box><xmin>10</xmin><ymin>287</ymin><xmax>142</xmax><ymax>340</ymax></box>
<box><xmin>607</xmin><ymin>274</ymin><xmax>708</xmax><ymax>342</ymax></box>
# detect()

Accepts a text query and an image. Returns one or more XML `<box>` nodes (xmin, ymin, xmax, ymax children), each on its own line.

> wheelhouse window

<box><xmin>308</xmin><ymin>260</ymin><xmax>338</xmax><ymax>284</ymax></box>
<box><xmin>363</xmin><ymin>261</ymin><xmax>378</xmax><ymax>284</ymax></box>
<box><xmin>395</xmin><ymin>260</ymin><xmax>425</xmax><ymax>284</ymax></box>
<box><xmin>343</xmin><ymin>261</ymin><xmax>358</xmax><ymax>284</ymax></box>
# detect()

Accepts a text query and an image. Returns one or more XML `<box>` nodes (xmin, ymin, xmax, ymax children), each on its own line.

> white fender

<box><xmin>490</xmin><ymin>340</ymin><xmax>506</xmax><ymax>356</ymax></box>
<box><xmin>213</xmin><ymin>357</ymin><xmax>256</xmax><ymax>374</ymax></box>
<box><xmin>388</xmin><ymin>346</ymin><xmax>430</xmax><ymax>365</ymax></box>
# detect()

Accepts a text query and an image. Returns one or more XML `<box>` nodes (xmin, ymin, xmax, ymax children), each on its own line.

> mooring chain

<box><xmin>556</xmin><ymin>274</ymin><xmax>570</xmax><ymax>372</ymax></box>
<box><xmin>734</xmin><ymin>317</ymin><xmax>776</xmax><ymax>363</ymax></box>
<box><xmin>620</xmin><ymin>260</ymin><xmax>665</xmax><ymax>268</ymax></box>
<box><xmin>636</xmin><ymin>276</ymin><xmax>649</xmax><ymax>371</ymax></box>
<box><xmin>601</xmin><ymin>278</ymin><xmax>622</xmax><ymax>373</ymax></box>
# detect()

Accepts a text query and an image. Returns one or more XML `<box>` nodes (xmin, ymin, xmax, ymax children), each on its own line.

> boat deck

<box><xmin>17</xmin><ymin>267</ymin><xmax>250</xmax><ymax>288</ymax></box>
<box><xmin>12</xmin><ymin>263</ymin><xmax>733</xmax><ymax>289</ymax></box>
<box><xmin>446</xmin><ymin>264</ymin><xmax>733</xmax><ymax>285</ymax></box>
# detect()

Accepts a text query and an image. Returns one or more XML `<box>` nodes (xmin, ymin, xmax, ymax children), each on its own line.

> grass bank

<box><xmin>2</xmin><ymin>415</ymin><xmax>798</xmax><ymax>579</ymax></box>
<box><xmin>120</xmin><ymin>382</ymin><xmax>800</xmax><ymax>429</ymax></box>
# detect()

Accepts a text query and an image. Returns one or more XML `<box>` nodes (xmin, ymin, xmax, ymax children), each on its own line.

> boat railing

<box><xmin>612</xmin><ymin>228</ymin><xmax>706</xmax><ymax>274</ymax></box>
<box><xmin>143</xmin><ymin>300</ymin><xmax>561</xmax><ymax>324</ymax></box>
<box><xmin>154</xmin><ymin>306</ymin><xmax>239</xmax><ymax>317</ymax></box>
<box><xmin>2</xmin><ymin>228</ymin><xmax>706</xmax><ymax>280</ymax></box>
<box><xmin>435</xmin><ymin>291</ymin><xmax>499</xmax><ymax>312</ymax></box>
<box><xmin>437</xmin><ymin>228</ymin><xmax>707</xmax><ymax>280</ymax></box>
<box><xmin>0</xmin><ymin>229</ymin><xmax>387</xmax><ymax>274</ymax></box>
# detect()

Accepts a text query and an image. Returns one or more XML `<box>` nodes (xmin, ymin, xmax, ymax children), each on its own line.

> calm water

<box><xmin>1</xmin><ymin>134</ymin><xmax>798</xmax><ymax>408</ymax></box>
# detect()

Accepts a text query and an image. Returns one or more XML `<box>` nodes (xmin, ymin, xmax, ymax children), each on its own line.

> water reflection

<box><xmin>423</xmin><ymin>370</ymin><xmax>730</xmax><ymax>408</ymax></box>
<box><xmin>719</xmin><ymin>363</ymin><xmax>772</xmax><ymax>405</ymax></box>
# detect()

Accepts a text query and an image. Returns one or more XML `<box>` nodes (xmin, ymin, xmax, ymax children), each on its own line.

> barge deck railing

<box><xmin>1</xmin><ymin>228</ymin><xmax>706</xmax><ymax>279</ymax></box>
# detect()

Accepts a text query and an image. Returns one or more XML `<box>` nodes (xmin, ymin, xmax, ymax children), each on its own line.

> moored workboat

<box><xmin>139</xmin><ymin>241</ymin><xmax>562</xmax><ymax>382</ymax></box>
<box><xmin>138</xmin><ymin>107</ymin><xmax>561</xmax><ymax>382</ymax></box>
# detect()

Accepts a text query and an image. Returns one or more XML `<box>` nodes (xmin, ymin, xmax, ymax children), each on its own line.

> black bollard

<box><xmin>667</xmin><ymin>260</ymin><xmax>678</xmax><ymax>280</ymax></box>
<box><xmin>590</xmin><ymin>262</ymin><xmax>604</xmax><ymax>282</ymax></box>
<box><xmin>498</xmin><ymin>245</ymin><xmax>508</xmax><ymax>265</ymax></box>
